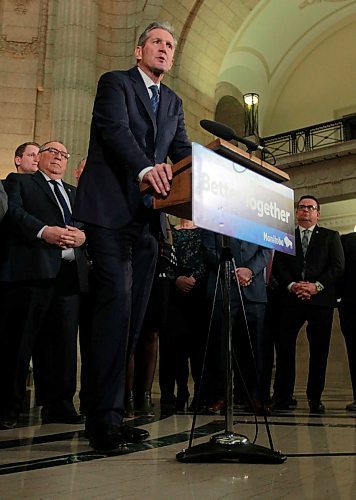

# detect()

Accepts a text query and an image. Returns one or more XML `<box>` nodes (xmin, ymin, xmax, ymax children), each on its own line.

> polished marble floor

<box><xmin>1</xmin><ymin>316</ymin><xmax>356</xmax><ymax>499</ymax></box>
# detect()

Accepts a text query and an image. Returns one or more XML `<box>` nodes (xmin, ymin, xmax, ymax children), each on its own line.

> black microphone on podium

<box><xmin>200</xmin><ymin>119</ymin><xmax>271</xmax><ymax>155</ymax></box>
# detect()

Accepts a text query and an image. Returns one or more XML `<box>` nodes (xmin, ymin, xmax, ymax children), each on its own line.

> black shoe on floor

<box><xmin>120</xmin><ymin>423</ymin><xmax>149</xmax><ymax>443</ymax></box>
<box><xmin>346</xmin><ymin>401</ymin><xmax>356</xmax><ymax>411</ymax></box>
<box><xmin>0</xmin><ymin>415</ymin><xmax>18</xmax><ymax>430</ymax></box>
<box><xmin>41</xmin><ymin>407</ymin><xmax>85</xmax><ymax>424</ymax></box>
<box><xmin>160</xmin><ymin>397</ymin><xmax>176</xmax><ymax>415</ymax></box>
<box><xmin>271</xmin><ymin>400</ymin><xmax>291</xmax><ymax>412</ymax></box>
<box><xmin>245</xmin><ymin>399</ymin><xmax>271</xmax><ymax>416</ymax></box>
<box><xmin>87</xmin><ymin>424</ymin><xmax>128</xmax><ymax>453</ymax></box>
<box><xmin>308</xmin><ymin>400</ymin><xmax>325</xmax><ymax>414</ymax></box>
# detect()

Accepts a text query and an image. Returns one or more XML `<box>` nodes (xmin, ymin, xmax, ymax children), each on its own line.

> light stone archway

<box><xmin>214</xmin><ymin>81</ymin><xmax>245</xmax><ymax>137</ymax></box>
<box><xmin>169</xmin><ymin>0</ymin><xmax>259</xmax><ymax>143</ymax></box>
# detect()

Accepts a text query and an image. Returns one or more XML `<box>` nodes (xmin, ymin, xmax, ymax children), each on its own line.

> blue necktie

<box><xmin>50</xmin><ymin>180</ymin><xmax>73</xmax><ymax>226</ymax></box>
<box><xmin>149</xmin><ymin>85</ymin><xmax>160</xmax><ymax>114</ymax></box>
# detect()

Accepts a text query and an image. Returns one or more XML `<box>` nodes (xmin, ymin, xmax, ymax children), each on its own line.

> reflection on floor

<box><xmin>1</xmin><ymin>316</ymin><xmax>356</xmax><ymax>499</ymax></box>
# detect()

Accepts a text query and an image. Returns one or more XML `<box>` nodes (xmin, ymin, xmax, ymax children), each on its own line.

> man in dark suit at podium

<box><xmin>73</xmin><ymin>21</ymin><xmax>191</xmax><ymax>452</ymax></box>
<box><xmin>272</xmin><ymin>195</ymin><xmax>344</xmax><ymax>413</ymax></box>
<box><xmin>338</xmin><ymin>232</ymin><xmax>356</xmax><ymax>411</ymax></box>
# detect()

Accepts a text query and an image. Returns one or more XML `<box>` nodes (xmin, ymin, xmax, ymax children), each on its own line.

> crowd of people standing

<box><xmin>0</xmin><ymin>21</ymin><xmax>355</xmax><ymax>456</ymax></box>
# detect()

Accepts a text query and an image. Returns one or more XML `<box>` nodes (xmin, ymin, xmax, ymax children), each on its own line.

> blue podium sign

<box><xmin>192</xmin><ymin>143</ymin><xmax>295</xmax><ymax>255</ymax></box>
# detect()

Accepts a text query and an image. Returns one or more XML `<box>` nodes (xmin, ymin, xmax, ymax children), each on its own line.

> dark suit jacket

<box><xmin>339</xmin><ymin>232</ymin><xmax>356</xmax><ymax>305</ymax></box>
<box><xmin>0</xmin><ymin>171</ymin><xmax>88</xmax><ymax>291</ymax></box>
<box><xmin>0</xmin><ymin>180</ymin><xmax>7</xmax><ymax>222</ymax></box>
<box><xmin>73</xmin><ymin>66</ymin><xmax>192</xmax><ymax>229</ymax></box>
<box><xmin>272</xmin><ymin>225</ymin><xmax>344</xmax><ymax>307</ymax></box>
<box><xmin>203</xmin><ymin>231</ymin><xmax>271</xmax><ymax>303</ymax></box>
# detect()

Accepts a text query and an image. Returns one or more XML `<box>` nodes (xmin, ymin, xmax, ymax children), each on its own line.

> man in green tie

<box><xmin>271</xmin><ymin>195</ymin><xmax>344</xmax><ymax>414</ymax></box>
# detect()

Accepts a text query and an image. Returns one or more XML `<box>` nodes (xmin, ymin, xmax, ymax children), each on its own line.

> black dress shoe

<box><xmin>346</xmin><ymin>401</ymin><xmax>356</xmax><ymax>411</ymax></box>
<box><xmin>0</xmin><ymin>415</ymin><xmax>18</xmax><ymax>430</ymax></box>
<box><xmin>308</xmin><ymin>400</ymin><xmax>325</xmax><ymax>414</ymax></box>
<box><xmin>271</xmin><ymin>400</ymin><xmax>291</xmax><ymax>412</ymax></box>
<box><xmin>289</xmin><ymin>397</ymin><xmax>298</xmax><ymax>408</ymax></box>
<box><xmin>120</xmin><ymin>423</ymin><xmax>149</xmax><ymax>443</ymax></box>
<box><xmin>160</xmin><ymin>397</ymin><xmax>176</xmax><ymax>415</ymax></box>
<box><xmin>87</xmin><ymin>425</ymin><xmax>128</xmax><ymax>453</ymax></box>
<box><xmin>41</xmin><ymin>407</ymin><xmax>85</xmax><ymax>424</ymax></box>
<box><xmin>245</xmin><ymin>399</ymin><xmax>271</xmax><ymax>416</ymax></box>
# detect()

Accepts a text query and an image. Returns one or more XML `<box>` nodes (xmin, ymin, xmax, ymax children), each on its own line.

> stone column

<box><xmin>51</xmin><ymin>0</ymin><xmax>98</xmax><ymax>179</ymax></box>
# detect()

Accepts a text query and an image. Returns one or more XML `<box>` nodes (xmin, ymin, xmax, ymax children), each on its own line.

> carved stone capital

<box><xmin>0</xmin><ymin>34</ymin><xmax>39</xmax><ymax>56</ymax></box>
<box><xmin>12</xmin><ymin>0</ymin><xmax>33</xmax><ymax>15</ymax></box>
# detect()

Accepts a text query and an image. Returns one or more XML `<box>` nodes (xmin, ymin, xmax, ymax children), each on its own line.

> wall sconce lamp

<box><xmin>243</xmin><ymin>93</ymin><xmax>259</xmax><ymax>136</ymax></box>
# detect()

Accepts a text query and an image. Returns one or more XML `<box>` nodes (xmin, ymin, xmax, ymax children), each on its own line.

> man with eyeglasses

<box><xmin>0</xmin><ymin>141</ymin><xmax>88</xmax><ymax>429</ymax></box>
<box><xmin>73</xmin><ymin>21</ymin><xmax>191</xmax><ymax>452</ymax></box>
<box><xmin>271</xmin><ymin>195</ymin><xmax>344</xmax><ymax>414</ymax></box>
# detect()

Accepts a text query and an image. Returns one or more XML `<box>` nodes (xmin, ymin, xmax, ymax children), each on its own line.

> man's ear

<box><xmin>135</xmin><ymin>45</ymin><xmax>142</xmax><ymax>62</ymax></box>
<box><xmin>14</xmin><ymin>156</ymin><xmax>21</xmax><ymax>167</ymax></box>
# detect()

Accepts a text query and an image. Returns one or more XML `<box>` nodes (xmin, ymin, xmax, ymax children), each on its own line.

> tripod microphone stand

<box><xmin>176</xmin><ymin>235</ymin><xmax>286</xmax><ymax>464</ymax></box>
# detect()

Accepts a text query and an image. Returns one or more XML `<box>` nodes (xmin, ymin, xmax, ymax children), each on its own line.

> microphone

<box><xmin>200</xmin><ymin>119</ymin><xmax>270</xmax><ymax>154</ymax></box>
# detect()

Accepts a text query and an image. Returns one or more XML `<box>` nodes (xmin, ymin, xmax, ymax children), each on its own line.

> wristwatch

<box><xmin>315</xmin><ymin>281</ymin><xmax>323</xmax><ymax>293</ymax></box>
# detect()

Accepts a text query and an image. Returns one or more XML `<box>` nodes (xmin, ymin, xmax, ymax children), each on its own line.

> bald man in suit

<box><xmin>0</xmin><ymin>141</ymin><xmax>88</xmax><ymax>429</ymax></box>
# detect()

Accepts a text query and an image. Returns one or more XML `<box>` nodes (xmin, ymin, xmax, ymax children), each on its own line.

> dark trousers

<box><xmin>0</xmin><ymin>261</ymin><xmax>80</xmax><ymax>415</ymax></box>
<box><xmin>232</xmin><ymin>301</ymin><xmax>266</xmax><ymax>401</ymax></box>
<box><xmin>273</xmin><ymin>303</ymin><xmax>334</xmax><ymax>402</ymax></box>
<box><xmin>162</xmin><ymin>279</ymin><xmax>208</xmax><ymax>404</ymax></box>
<box><xmin>85</xmin><ymin>222</ymin><xmax>157</xmax><ymax>428</ymax></box>
<box><xmin>209</xmin><ymin>297</ymin><xmax>266</xmax><ymax>402</ymax></box>
<box><xmin>77</xmin><ymin>286</ymin><xmax>94</xmax><ymax>414</ymax></box>
<box><xmin>339</xmin><ymin>302</ymin><xmax>356</xmax><ymax>400</ymax></box>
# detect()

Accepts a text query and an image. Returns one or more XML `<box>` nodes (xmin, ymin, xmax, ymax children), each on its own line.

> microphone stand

<box><xmin>176</xmin><ymin>235</ymin><xmax>286</xmax><ymax>464</ymax></box>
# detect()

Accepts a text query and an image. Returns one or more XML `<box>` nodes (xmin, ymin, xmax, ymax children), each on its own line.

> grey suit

<box><xmin>203</xmin><ymin>230</ymin><xmax>272</xmax><ymax>402</ymax></box>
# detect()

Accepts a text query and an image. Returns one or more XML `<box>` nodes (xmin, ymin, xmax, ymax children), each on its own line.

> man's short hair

<box><xmin>137</xmin><ymin>21</ymin><xmax>177</xmax><ymax>48</ymax></box>
<box><xmin>39</xmin><ymin>140</ymin><xmax>66</xmax><ymax>152</ymax></box>
<box><xmin>14</xmin><ymin>142</ymin><xmax>40</xmax><ymax>159</ymax></box>
<box><xmin>297</xmin><ymin>195</ymin><xmax>320</xmax><ymax>211</ymax></box>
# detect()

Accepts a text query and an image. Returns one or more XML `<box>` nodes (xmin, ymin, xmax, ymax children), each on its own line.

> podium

<box><xmin>141</xmin><ymin>140</ymin><xmax>289</xmax><ymax>464</ymax></box>
<box><xmin>140</xmin><ymin>139</ymin><xmax>289</xmax><ymax>219</ymax></box>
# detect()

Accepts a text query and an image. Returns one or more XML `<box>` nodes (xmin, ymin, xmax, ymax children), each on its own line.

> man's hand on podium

<box><xmin>142</xmin><ymin>163</ymin><xmax>172</xmax><ymax>196</ymax></box>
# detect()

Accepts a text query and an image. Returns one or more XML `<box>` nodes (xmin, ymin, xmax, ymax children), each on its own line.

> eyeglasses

<box><xmin>40</xmin><ymin>147</ymin><xmax>70</xmax><ymax>160</ymax></box>
<box><xmin>25</xmin><ymin>153</ymin><xmax>39</xmax><ymax>159</ymax></box>
<box><xmin>297</xmin><ymin>204</ymin><xmax>318</xmax><ymax>211</ymax></box>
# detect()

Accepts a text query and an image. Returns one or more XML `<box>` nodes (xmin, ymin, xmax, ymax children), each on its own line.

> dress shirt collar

<box><xmin>39</xmin><ymin>170</ymin><xmax>64</xmax><ymax>187</ymax></box>
<box><xmin>298</xmin><ymin>225</ymin><xmax>316</xmax><ymax>237</ymax></box>
<box><xmin>137</xmin><ymin>67</ymin><xmax>161</xmax><ymax>93</ymax></box>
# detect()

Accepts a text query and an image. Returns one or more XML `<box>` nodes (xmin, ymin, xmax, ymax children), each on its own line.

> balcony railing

<box><xmin>260</xmin><ymin>115</ymin><xmax>356</xmax><ymax>160</ymax></box>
